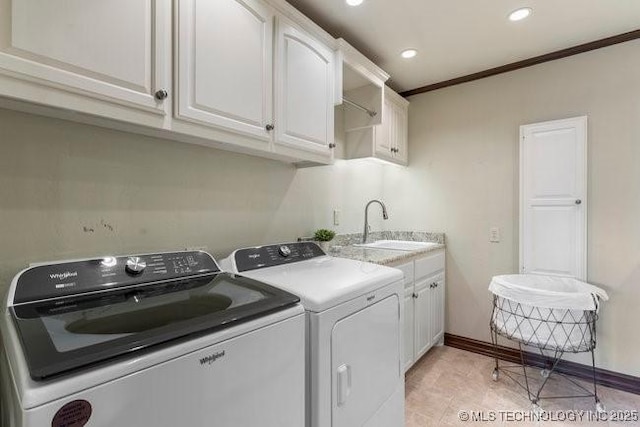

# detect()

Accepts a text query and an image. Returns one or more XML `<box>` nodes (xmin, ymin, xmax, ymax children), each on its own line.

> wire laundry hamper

<box><xmin>488</xmin><ymin>274</ymin><xmax>608</xmax><ymax>412</ymax></box>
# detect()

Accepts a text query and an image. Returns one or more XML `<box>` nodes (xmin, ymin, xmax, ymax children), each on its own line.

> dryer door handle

<box><xmin>337</xmin><ymin>364</ymin><xmax>352</xmax><ymax>406</ymax></box>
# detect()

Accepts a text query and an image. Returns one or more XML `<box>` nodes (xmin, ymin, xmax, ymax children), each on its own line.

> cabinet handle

<box><xmin>575</xmin><ymin>199</ymin><xmax>582</xmax><ymax>205</ymax></box>
<box><xmin>154</xmin><ymin>89</ymin><xmax>168</xmax><ymax>101</ymax></box>
<box><xmin>329</xmin><ymin>143</ymin><xmax>336</xmax><ymax>149</ymax></box>
<box><xmin>412</xmin><ymin>293</ymin><xmax>418</xmax><ymax>299</ymax></box>
<box><xmin>265</xmin><ymin>124</ymin><xmax>274</xmax><ymax>131</ymax></box>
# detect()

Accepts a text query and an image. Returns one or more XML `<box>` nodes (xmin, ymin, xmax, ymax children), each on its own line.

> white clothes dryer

<box><xmin>221</xmin><ymin>242</ymin><xmax>405</xmax><ymax>427</ymax></box>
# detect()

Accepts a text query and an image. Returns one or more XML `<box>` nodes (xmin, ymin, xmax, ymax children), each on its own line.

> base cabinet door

<box><xmin>403</xmin><ymin>287</ymin><xmax>415</xmax><ymax>371</ymax></box>
<box><xmin>176</xmin><ymin>0</ymin><xmax>274</xmax><ymax>141</ymax></box>
<box><xmin>413</xmin><ymin>278</ymin><xmax>432</xmax><ymax>361</ymax></box>
<box><xmin>275</xmin><ymin>18</ymin><xmax>334</xmax><ymax>156</ymax></box>
<box><xmin>430</xmin><ymin>275</ymin><xmax>445</xmax><ymax>345</ymax></box>
<box><xmin>0</xmin><ymin>0</ymin><xmax>170</xmax><ymax>115</ymax></box>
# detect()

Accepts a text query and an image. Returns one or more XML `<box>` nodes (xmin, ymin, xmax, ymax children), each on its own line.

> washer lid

<box><xmin>11</xmin><ymin>272</ymin><xmax>299</xmax><ymax>380</ymax></box>
<box><xmin>233</xmin><ymin>256</ymin><xmax>403</xmax><ymax>312</ymax></box>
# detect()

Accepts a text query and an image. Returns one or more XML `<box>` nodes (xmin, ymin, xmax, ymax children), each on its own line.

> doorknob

<box><xmin>575</xmin><ymin>199</ymin><xmax>582</xmax><ymax>205</ymax></box>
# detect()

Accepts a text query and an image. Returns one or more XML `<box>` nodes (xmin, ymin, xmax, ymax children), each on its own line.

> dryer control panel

<box><xmin>13</xmin><ymin>251</ymin><xmax>219</xmax><ymax>304</ymax></box>
<box><xmin>234</xmin><ymin>242</ymin><xmax>325</xmax><ymax>272</ymax></box>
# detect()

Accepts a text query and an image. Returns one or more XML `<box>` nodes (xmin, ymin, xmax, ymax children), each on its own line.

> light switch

<box><xmin>333</xmin><ymin>209</ymin><xmax>341</xmax><ymax>226</ymax></box>
<box><xmin>490</xmin><ymin>227</ymin><xmax>500</xmax><ymax>243</ymax></box>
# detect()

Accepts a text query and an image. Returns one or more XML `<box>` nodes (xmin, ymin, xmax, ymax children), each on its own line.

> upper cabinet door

<box><xmin>275</xmin><ymin>18</ymin><xmax>334</xmax><ymax>153</ymax></box>
<box><xmin>177</xmin><ymin>0</ymin><xmax>274</xmax><ymax>141</ymax></box>
<box><xmin>394</xmin><ymin>103</ymin><xmax>409</xmax><ymax>165</ymax></box>
<box><xmin>374</xmin><ymin>98</ymin><xmax>395</xmax><ymax>160</ymax></box>
<box><xmin>0</xmin><ymin>0</ymin><xmax>170</xmax><ymax>114</ymax></box>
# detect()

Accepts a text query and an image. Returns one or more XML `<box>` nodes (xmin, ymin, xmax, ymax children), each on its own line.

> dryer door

<box><xmin>331</xmin><ymin>294</ymin><xmax>401</xmax><ymax>427</ymax></box>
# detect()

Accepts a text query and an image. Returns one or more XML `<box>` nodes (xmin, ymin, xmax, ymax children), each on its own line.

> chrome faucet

<box><xmin>363</xmin><ymin>200</ymin><xmax>388</xmax><ymax>243</ymax></box>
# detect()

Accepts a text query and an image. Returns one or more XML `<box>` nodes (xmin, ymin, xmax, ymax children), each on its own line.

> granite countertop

<box><xmin>326</xmin><ymin>231</ymin><xmax>445</xmax><ymax>266</ymax></box>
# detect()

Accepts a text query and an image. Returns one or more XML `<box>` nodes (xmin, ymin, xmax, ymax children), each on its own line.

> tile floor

<box><xmin>405</xmin><ymin>346</ymin><xmax>640</xmax><ymax>426</ymax></box>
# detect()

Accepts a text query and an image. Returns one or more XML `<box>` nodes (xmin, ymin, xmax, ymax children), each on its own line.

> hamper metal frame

<box><xmin>489</xmin><ymin>294</ymin><xmax>604</xmax><ymax>412</ymax></box>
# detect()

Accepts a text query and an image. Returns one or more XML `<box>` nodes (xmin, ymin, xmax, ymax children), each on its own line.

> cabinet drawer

<box><xmin>394</xmin><ymin>262</ymin><xmax>414</xmax><ymax>289</ymax></box>
<box><xmin>415</xmin><ymin>251</ymin><xmax>445</xmax><ymax>280</ymax></box>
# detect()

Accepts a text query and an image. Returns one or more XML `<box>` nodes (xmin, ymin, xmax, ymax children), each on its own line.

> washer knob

<box><xmin>278</xmin><ymin>245</ymin><xmax>292</xmax><ymax>257</ymax></box>
<box><xmin>125</xmin><ymin>257</ymin><xmax>146</xmax><ymax>275</ymax></box>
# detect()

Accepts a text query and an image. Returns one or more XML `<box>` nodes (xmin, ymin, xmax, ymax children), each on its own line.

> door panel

<box><xmin>275</xmin><ymin>19</ymin><xmax>334</xmax><ymax>153</ymax></box>
<box><xmin>177</xmin><ymin>0</ymin><xmax>273</xmax><ymax>140</ymax></box>
<box><xmin>332</xmin><ymin>295</ymin><xmax>400</xmax><ymax>427</ymax></box>
<box><xmin>0</xmin><ymin>0</ymin><xmax>169</xmax><ymax>113</ymax></box>
<box><xmin>430</xmin><ymin>278</ymin><xmax>444</xmax><ymax>345</ymax></box>
<box><xmin>413</xmin><ymin>279</ymin><xmax>431</xmax><ymax>360</ymax></box>
<box><xmin>529</xmin><ymin>206</ymin><xmax>577</xmax><ymax>276</ymax></box>
<box><xmin>403</xmin><ymin>289</ymin><xmax>414</xmax><ymax>372</ymax></box>
<box><xmin>521</xmin><ymin>116</ymin><xmax>587</xmax><ymax>279</ymax></box>
<box><xmin>374</xmin><ymin>98</ymin><xmax>394</xmax><ymax>159</ymax></box>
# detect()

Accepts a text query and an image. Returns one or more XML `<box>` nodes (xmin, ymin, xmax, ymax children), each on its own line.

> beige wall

<box><xmin>398</xmin><ymin>39</ymin><xmax>640</xmax><ymax>375</ymax></box>
<box><xmin>0</xmin><ymin>108</ymin><xmax>387</xmax><ymax>292</ymax></box>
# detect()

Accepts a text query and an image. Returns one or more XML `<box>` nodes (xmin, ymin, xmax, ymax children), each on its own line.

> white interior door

<box><xmin>332</xmin><ymin>295</ymin><xmax>400</xmax><ymax>427</ymax></box>
<box><xmin>177</xmin><ymin>0</ymin><xmax>273</xmax><ymax>140</ymax></box>
<box><xmin>520</xmin><ymin>116</ymin><xmax>587</xmax><ymax>280</ymax></box>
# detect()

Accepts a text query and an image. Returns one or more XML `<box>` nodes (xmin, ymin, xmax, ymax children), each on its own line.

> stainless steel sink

<box><xmin>354</xmin><ymin>240</ymin><xmax>439</xmax><ymax>251</ymax></box>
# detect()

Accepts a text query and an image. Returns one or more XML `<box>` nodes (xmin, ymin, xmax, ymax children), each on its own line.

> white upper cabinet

<box><xmin>0</xmin><ymin>0</ymin><xmax>170</xmax><ymax>116</ymax></box>
<box><xmin>344</xmin><ymin>86</ymin><xmax>409</xmax><ymax>165</ymax></box>
<box><xmin>176</xmin><ymin>0</ymin><xmax>274</xmax><ymax>141</ymax></box>
<box><xmin>374</xmin><ymin>87</ymin><xmax>409</xmax><ymax>165</ymax></box>
<box><xmin>274</xmin><ymin>17</ymin><xmax>335</xmax><ymax>155</ymax></box>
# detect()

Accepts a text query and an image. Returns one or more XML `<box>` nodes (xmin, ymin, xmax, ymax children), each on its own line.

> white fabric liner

<box><xmin>489</xmin><ymin>274</ymin><xmax>608</xmax><ymax>351</ymax></box>
<box><xmin>489</xmin><ymin>274</ymin><xmax>608</xmax><ymax>311</ymax></box>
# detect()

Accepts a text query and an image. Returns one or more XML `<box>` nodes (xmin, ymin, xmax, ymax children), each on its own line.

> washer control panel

<box><xmin>13</xmin><ymin>251</ymin><xmax>220</xmax><ymax>304</ymax></box>
<box><xmin>234</xmin><ymin>242</ymin><xmax>325</xmax><ymax>272</ymax></box>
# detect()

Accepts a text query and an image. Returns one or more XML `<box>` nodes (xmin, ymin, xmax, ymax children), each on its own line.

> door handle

<box><xmin>337</xmin><ymin>364</ymin><xmax>351</xmax><ymax>406</ymax></box>
<box><xmin>575</xmin><ymin>199</ymin><xmax>582</xmax><ymax>205</ymax></box>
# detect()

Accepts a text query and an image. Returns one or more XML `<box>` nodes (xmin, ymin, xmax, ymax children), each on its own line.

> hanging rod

<box><xmin>343</xmin><ymin>97</ymin><xmax>377</xmax><ymax>117</ymax></box>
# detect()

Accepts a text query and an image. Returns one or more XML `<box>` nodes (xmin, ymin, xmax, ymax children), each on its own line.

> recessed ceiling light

<box><xmin>508</xmin><ymin>7</ymin><xmax>532</xmax><ymax>21</ymax></box>
<box><xmin>346</xmin><ymin>0</ymin><xmax>364</xmax><ymax>6</ymax></box>
<box><xmin>401</xmin><ymin>49</ymin><xmax>418</xmax><ymax>59</ymax></box>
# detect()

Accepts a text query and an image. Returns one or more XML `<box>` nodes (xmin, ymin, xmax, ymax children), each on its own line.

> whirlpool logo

<box><xmin>49</xmin><ymin>271</ymin><xmax>78</xmax><ymax>280</ymax></box>
<box><xmin>199</xmin><ymin>351</ymin><xmax>225</xmax><ymax>366</ymax></box>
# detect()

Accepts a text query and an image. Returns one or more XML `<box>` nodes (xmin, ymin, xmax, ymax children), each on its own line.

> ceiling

<box><xmin>285</xmin><ymin>0</ymin><xmax>640</xmax><ymax>93</ymax></box>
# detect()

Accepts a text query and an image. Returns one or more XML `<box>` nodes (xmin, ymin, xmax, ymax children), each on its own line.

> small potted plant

<box><xmin>314</xmin><ymin>229</ymin><xmax>336</xmax><ymax>252</ymax></box>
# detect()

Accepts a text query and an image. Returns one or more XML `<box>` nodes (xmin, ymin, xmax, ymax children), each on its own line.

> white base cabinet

<box><xmin>395</xmin><ymin>250</ymin><xmax>445</xmax><ymax>372</ymax></box>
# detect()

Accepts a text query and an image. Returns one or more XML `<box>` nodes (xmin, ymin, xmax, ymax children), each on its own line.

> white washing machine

<box><xmin>221</xmin><ymin>242</ymin><xmax>405</xmax><ymax>427</ymax></box>
<box><xmin>0</xmin><ymin>250</ymin><xmax>305</xmax><ymax>427</ymax></box>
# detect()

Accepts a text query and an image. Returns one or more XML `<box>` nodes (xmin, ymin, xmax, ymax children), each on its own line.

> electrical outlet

<box><xmin>489</xmin><ymin>227</ymin><xmax>500</xmax><ymax>243</ymax></box>
<box><xmin>333</xmin><ymin>209</ymin><xmax>341</xmax><ymax>226</ymax></box>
